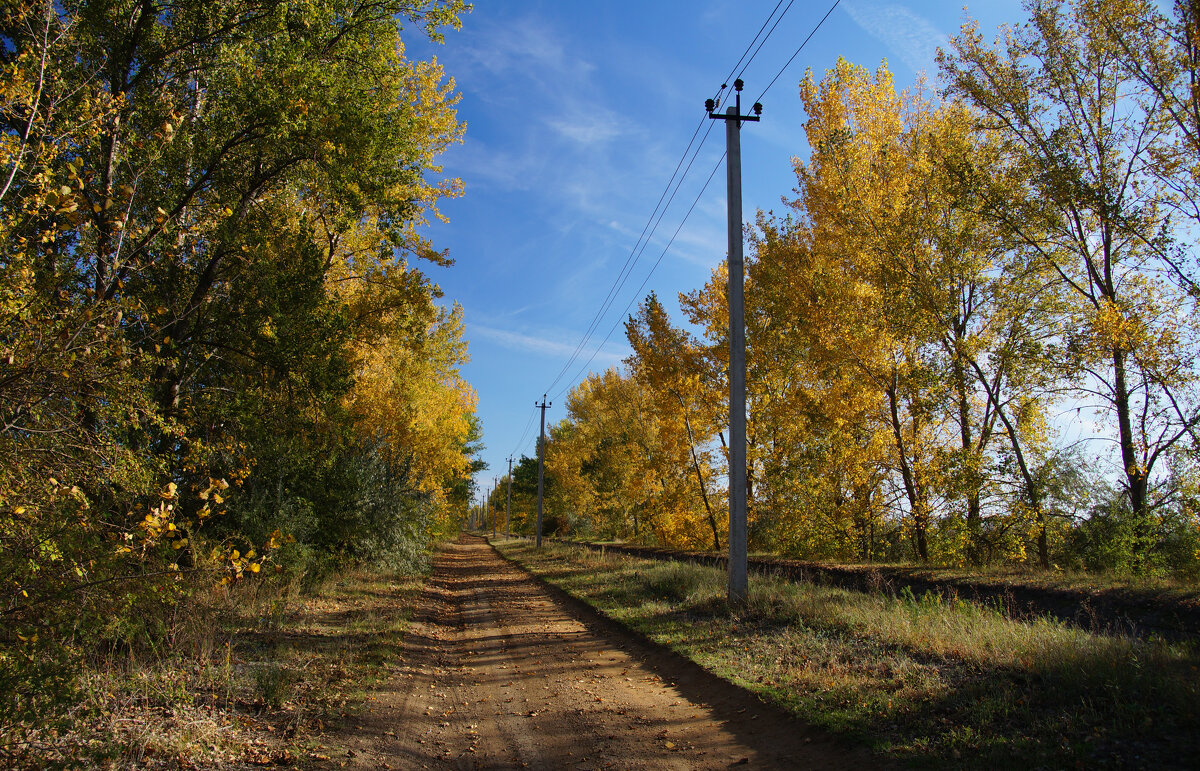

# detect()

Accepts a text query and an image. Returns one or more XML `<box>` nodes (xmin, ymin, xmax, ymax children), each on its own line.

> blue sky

<box><xmin>405</xmin><ymin>1</ymin><xmax>1016</xmax><ymax>495</ymax></box>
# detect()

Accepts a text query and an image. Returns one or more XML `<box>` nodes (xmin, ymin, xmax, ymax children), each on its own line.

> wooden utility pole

<box><xmin>506</xmin><ymin>456</ymin><xmax>513</xmax><ymax>537</ymax></box>
<box><xmin>535</xmin><ymin>396</ymin><xmax>551</xmax><ymax>547</ymax></box>
<box><xmin>707</xmin><ymin>79</ymin><xmax>760</xmax><ymax>603</ymax></box>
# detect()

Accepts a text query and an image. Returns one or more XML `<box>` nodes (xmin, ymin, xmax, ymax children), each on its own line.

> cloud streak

<box><xmin>546</xmin><ymin>109</ymin><xmax>625</xmax><ymax>145</ymax></box>
<box><xmin>842</xmin><ymin>1</ymin><xmax>947</xmax><ymax>74</ymax></box>
<box><xmin>468</xmin><ymin>323</ymin><xmax>627</xmax><ymax>365</ymax></box>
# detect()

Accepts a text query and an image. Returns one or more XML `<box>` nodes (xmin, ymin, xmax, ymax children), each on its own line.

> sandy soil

<box><xmin>334</xmin><ymin>535</ymin><xmax>878</xmax><ymax>770</ymax></box>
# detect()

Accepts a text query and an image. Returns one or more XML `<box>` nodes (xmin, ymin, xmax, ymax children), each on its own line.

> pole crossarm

<box><xmin>706</xmin><ymin>78</ymin><xmax>762</xmax><ymax>125</ymax></box>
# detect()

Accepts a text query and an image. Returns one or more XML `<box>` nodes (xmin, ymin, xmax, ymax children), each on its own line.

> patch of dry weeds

<box><xmin>3</xmin><ymin>568</ymin><xmax>425</xmax><ymax>770</ymax></box>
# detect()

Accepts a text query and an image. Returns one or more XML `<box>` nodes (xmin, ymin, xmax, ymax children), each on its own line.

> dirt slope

<box><xmin>333</xmin><ymin>535</ymin><xmax>875</xmax><ymax>770</ymax></box>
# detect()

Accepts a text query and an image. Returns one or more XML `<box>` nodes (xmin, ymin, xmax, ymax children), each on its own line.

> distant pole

<box><xmin>492</xmin><ymin>478</ymin><xmax>498</xmax><ymax>538</ymax></box>
<box><xmin>506</xmin><ymin>456</ymin><xmax>513</xmax><ymax>537</ymax></box>
<box><xmin>535</xmin><ymin>395</ymin><xmax>551</xmax><ymax>547</ymax></box>
<box><xmin>707</xmin><ymin>80</ymin><xmax>760</xmax><ymax>604</ymax></box>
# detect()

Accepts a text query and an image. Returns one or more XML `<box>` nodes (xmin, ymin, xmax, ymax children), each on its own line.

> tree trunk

<box><xmin>953</xmin><ymin>357</ymin><xmax>983</xmax><ymax>565</ymax></box>
<box><xmin>1112</xmin><ymin>347</ymin><xmax>1151</xmax><ymax>572</ymax></box>
<box><xmin>887</xmin><ymin>377</ymin><xmax>929</xmax><ymax>563</ymax></box>
<box><xmin>674</xmin><ymin>392</ymin><xmax>720</xmax><ymax>551</ymax></box>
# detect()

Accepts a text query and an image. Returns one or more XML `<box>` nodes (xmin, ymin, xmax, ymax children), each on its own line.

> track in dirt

<box><xmin>335</xmin><ymin>534</ymin><xmax>877</xmax><ymax>770</ymax></box>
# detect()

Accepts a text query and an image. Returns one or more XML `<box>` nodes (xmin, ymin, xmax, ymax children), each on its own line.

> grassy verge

<box><xmin>9</xmin><ymin>567</ymin><xmax>425</xmax><ymax>769</ymax></box>
<box><xmin>496</xmin><ymin>538</ymin><xmax>1200</xmax><ymax>770</ymax></box>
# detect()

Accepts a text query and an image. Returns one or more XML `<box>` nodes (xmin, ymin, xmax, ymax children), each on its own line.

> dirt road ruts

<box><xmin>335</xmin><ymin>534</ymin><xmax>876</xmax><ymax>770</ymax></box>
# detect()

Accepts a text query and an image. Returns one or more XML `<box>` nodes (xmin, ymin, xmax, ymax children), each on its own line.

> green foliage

<box><xmin>0</xmin><ymin>0</ymin><xmax>477</xmax><ymax>753</ymax></box>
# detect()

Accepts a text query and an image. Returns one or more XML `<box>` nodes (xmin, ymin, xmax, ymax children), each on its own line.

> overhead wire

<box><xmin>735</xmin><ymin>0</ymin><xmax>798</xmax><ymax>81</ymax></box>
<box><xmin>753</xmin><ymin>0</ymin><xmax>841</xmax><ymax>104</ymax></box>
<box><xmin>542</xmin><ymin>114</ymin><xmax>711</xmax><ymax>395</ymax></box>
<box><xmin>541</xmin><ymin>0</ymin><xmax>840</xmax><ymax>405</ymax></box>
<box><xmin>716</xmin><ymin>0</ymin><xmax>788</xmax><ymax>96</ymax></box>
<box><xmin>507</xmin><ymin>405</ymin><xmax>538</xmax><ymax>459</ymax></box>
<box><xmin>551</xmin><ymin>151</ymin><xmax>726</xmax><ymax>401</ymax></box>
<box><xmin>547</xmin><ymin>118</ymin><xmax>721</xmax><ymax>396</ymax></box>
<box><xmin>541</xmin><ymin>0</ymin><xmax>798</xmax><ymax>399</ymax></box>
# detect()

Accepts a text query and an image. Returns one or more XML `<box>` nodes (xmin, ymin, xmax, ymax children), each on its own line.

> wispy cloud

<box><xmin>546</xmin><ymin>108</ymin><xmax>624</xmax><ymax>145</ymax></box>
<box><xmin>468</xmin><ymin>323</ymin><xmax>626</xmax><ymax>365</ymax></box>
<box><xmin>442</xmin><ymin>141</ymin><xmax>539</xmax><ymax>192</ymax></box>
<box><xmin>842</xmin><ymin>1</ymin><xmax>947</xmax><ymax>74</ymax></box>
<box><xmin>459</xmin><ymin>16</ymin><xmax>588</xmax><ymax>84</ymax></box>
<box><xmin>426</xmin><ymin>7</ymin><xmax>733</xmax><ymax>326</ymax></box>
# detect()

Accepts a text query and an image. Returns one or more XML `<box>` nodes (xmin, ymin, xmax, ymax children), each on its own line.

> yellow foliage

<box><xmin>345</xmin><ymin>302</ymin><xmax>477</xmax><ymax>516</ymax></box>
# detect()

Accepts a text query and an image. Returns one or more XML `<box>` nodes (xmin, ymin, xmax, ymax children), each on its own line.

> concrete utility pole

<box><xmin>506</xmin><ymin>456</ymin><xmax>513</xmax><ymax>537</ymax></box>
<box><xmin>492</xmin><ymin>477</ymin><xmax>498</xmax><ymax>538</ymax></box>
<box><xmin>707</xmin><ymin>79</ymin><xmax>760</xmax><ymax>604</ymax></box>
<box><xmin>535</xmin><ymin>396</ymin><xmax>551</xmax><ymax>547</ymax></box>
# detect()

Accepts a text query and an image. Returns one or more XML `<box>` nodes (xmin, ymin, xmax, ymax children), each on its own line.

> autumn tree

<box><xmin>506</xmin><ymin>455</ymin><xmax>543</xmax><ymax>535</ymax></box>
<box><xmin>544</xmin><ymin>367</ymin><xmax>718</xmax><ymax>548</ymax></box>
<box><xmin>942</xmin><ymin>0</ymin><xmax>1200</xmax><ymax>571</ymax></box>
<box><xmin>743</xmin><ymin>217</ymin><xmax>894</xmax><ymax>559</ymax></box>
<box><xmin>625</xmin><ymin>293</ymin><xmax>724</xmax><ymax>550</ymax></box>
<box><xmin>731</xmin><ymin>57</ymin><xmax>1072</xmax><ymax>566</ymax></box>
<box><xmin>774</xmin><ymin>60</ymin><xmax>956</xmax><ymax>562</ymax></box>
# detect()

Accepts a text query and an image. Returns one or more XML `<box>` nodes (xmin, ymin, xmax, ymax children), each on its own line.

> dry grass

<box><xmin>498</xmin><ymin>538</ymin><xmax>1200</xmax><ymax>770</ymax></box>
<box><xmin>3</xmin><ymin>567</ymin><xmax>426</xmax><ymax>769</ymax></box>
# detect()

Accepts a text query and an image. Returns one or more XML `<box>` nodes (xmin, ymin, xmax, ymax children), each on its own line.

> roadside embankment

<box><xmin>497</xmin><ymin>537</ymin><xmax>1200</xmax><ymax>770</ymax></box>
<box><xmin>549</xmin><ymin>539</ymin><xmax>1200</xmax><ymax>641</ymax></box>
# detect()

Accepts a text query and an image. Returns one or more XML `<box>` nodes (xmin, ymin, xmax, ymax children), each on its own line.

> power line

<box><xmin>551</xmin><ymin>152</ymin><xmax>727</xmax><ymax>401</ymax></box>
<box><xmin>543</xmin><ymin>1</ymin><xmax>800</xmax><ymax>398</ymax></box>
<box><xmin>543</xmin><ymin>114</ymin><xmax>714</xmax><ymax>396</ymax></box>
<box><xmin>547</xmin><ymin>118</ymin><xmax>720</xmax><ymax>396</ymax></box>
<box><xmin>753</xmin><ymin>0</ymin><xmax>841</xmax><ymax>103</ymax></box>
<box><xmin>735</xmin><ymin>0</ymin><xmax>798</xmax><ymax>81</ymax></box>
<box><xmin>719</xmin><ymin>0</ymin><xmax>789</xmax><ymax>92</ymax></box>
<box><xmin>507</xmin><ymin>405</ymin><xmax>538</xmax><ymax>458</ymax></box>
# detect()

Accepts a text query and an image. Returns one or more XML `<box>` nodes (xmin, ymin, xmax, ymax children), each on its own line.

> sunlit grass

<box><xmin>497</xmin><ymin>539</ymin><xmax>1200</xmax><ymax>770</ymax></box>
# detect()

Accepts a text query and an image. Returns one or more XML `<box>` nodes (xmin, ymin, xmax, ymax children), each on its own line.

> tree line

<box><xmin>0</xmin><ymin>0</ymin><xmax>479</xmax><ymax>739</ymax></box>
<box><xmin>500</xmin><ymin>0</ymin><xmax>1200</xmax><ymax>579</ymax></box>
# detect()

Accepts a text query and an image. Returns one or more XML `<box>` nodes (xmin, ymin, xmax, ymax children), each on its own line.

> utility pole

<box><xmin>492</xmin><ymin>477</ymin><xmax>498</xmax><ymax>538</ymax></box>
<box><xmin>535</xmin><ymin>396</ymin><xmax>551</xmax><ymax>547</ymax></box>
<box><xmin>707</xmin><ymin>79</ymin><xmax>760</xmax><ymax>604</ymax></box>
<box><xmin>506</xmin><ymin>456</ymin><xmax>513</xmax><ymax>537</ymax></box>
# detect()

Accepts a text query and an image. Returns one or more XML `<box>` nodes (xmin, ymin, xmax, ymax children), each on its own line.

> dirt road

<box><xmin>336</xmin><ymin>535</ymin><xmax>875</xmax><ymax>770</ymax></box>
